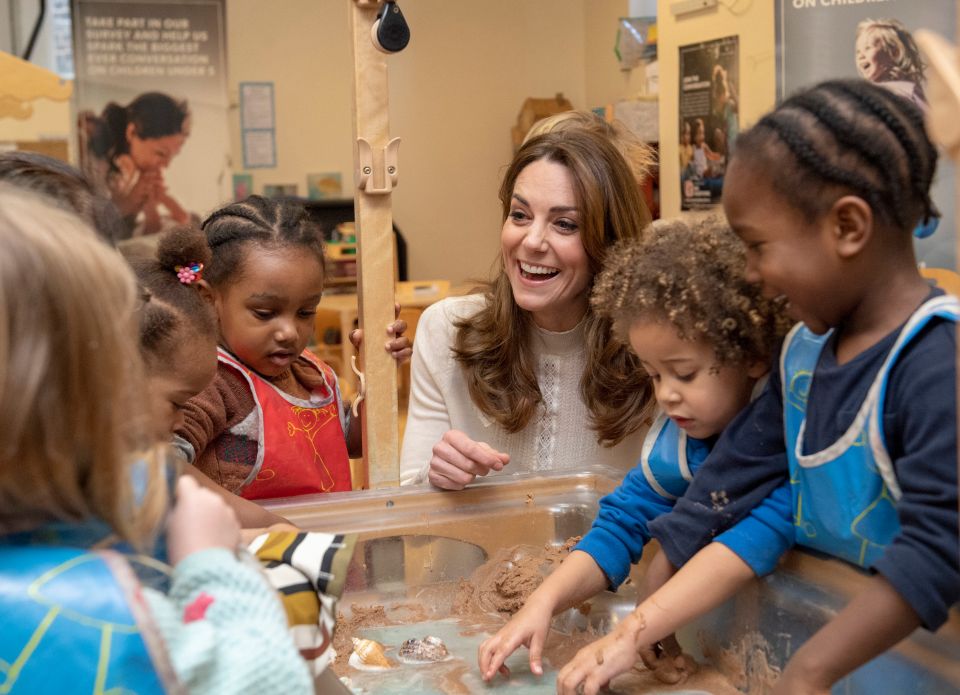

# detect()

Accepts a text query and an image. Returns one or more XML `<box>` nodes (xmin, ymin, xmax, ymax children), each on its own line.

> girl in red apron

<box><xmin>177</xmin><ymin>195</ymin><xmax>410</xmax><ymax>500</ymax></box>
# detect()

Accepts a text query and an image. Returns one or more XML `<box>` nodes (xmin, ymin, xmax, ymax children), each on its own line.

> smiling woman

<box><xmin>400</xmin><ymin>130</ymin><xmax>657</xmax><ymax>488</ymax></box>
<box><xmin>81</xmin><ymin>92</ymin><xmax>192</xmax><ymax>237</ymax></box>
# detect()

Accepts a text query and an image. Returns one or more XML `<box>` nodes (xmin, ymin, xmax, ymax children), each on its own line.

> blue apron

<box><xmin>781</xmin><ymin>295</ymin><xmax>959</xmax><ymax>567</ymax></box>
<box><xmin>639</xmin><ymin>411</ymin><xmax>711</xmax><ymax>500</ymax></box>
<box><xmin>0</xmin><ymin>542</ymin><xmax>179</xmax><ymax>694</ymax></box>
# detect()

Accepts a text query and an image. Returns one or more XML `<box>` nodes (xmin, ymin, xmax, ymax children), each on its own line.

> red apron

<box><xmin>218</xmin><ymin>348</ymin><xmax>353</xmax><ymax>499</ymax></box>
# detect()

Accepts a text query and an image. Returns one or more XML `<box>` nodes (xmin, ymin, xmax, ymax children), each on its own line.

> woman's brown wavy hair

<box><xmin>452</xmin><ymin>130</ymin><xmax>655</xmax><ymax>446</ymax></box>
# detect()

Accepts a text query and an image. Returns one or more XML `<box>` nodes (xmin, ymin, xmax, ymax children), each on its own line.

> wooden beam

<box><xmin>348</xmin><ymin>0</ymin><xmax>400</xmax><ymax>488</ymax></box>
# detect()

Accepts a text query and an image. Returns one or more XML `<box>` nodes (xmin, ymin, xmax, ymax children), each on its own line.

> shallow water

<box><xmin>336</xmin><ymin>617</ymin><xmax>733</xmax><ymax>695</ymax></box>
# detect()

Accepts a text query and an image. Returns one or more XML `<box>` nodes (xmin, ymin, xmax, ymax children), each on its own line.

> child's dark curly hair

<box><xmin>591</xmin><ymin>217</ymin><xmax>792</xmax><ymax>368</ymax></box>
<box><xmin>131</xmin><ymin>225</ymin><xmax>216</xmax><ymax>368</ymax></box>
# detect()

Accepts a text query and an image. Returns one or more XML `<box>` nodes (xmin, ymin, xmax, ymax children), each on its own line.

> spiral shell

<box><xmin>349</xmin><ymin>638</ymin><xmax>392</xmax><ymax>670</ymax></box>
<box><xmin>397</xmin><ymin>635</ymin><xmax>450</xmax><ymax>664</ymax></box>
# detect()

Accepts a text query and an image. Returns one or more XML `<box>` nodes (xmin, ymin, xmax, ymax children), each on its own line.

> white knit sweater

<box><xmin>399</xmin><ymin>295</ymin><xmax>646</xmax><ymax>485</ymax></box>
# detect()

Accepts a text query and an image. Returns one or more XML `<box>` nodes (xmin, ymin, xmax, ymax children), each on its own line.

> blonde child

<box><xmin>479</xmin><ymin>218</ymin><xmax>792</xmax><ymax>683</ymax></box>
<box><xmin>558</xmin><ymin>79</ymin><xmax>958</xmax><ymax>695</ymax></box>
<box><xmin>177</xmin><ymin>195</ymin><xmax>410</xmax><ymax>499</ymax></box>
<box><xmin>855</xmin><ymin>18</ymin><xmax>927</xmax><ymax>108</ymax></box>
<box><xmin>0</xmin><ymin>188</ymin><xmax>311</xmax><ymax>693</ymax></box>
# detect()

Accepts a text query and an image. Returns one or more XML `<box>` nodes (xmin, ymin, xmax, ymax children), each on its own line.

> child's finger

<box><xmin>388</xmin><ymin>345</ymin><xmax>413</xmax><ymax>363</ymax></box>
<box><xmin>479</xmin><ymin>638</ymin><xmax>511</xmax><ymax>682</ymax></box>
<box><xmin>394</xmin><ymin>301</ymin><xmax>401</xmax><ymax>319</ymax></box>
<box><xmin>528</xmin><ymin>630</ymin><xmax>545</xmax><ymax>676</ymax></box>
<box><xmin>556</xmin><ymin>659</ymin><xmax>588</xmax><ymax>695</ymax></box>
<box><xmin>478</xmin><ymin>636</ymin><xmax>496</xmax><ymax>680</ymax></box>
<box><xmin>387</xmin><ymin>319</ymin><xmax>408</xmax><ymax>336</ymax></box>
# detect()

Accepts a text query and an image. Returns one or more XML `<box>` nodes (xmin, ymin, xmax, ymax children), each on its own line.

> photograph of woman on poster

<box><xmin>80</xmin><ymin>92</ymin><xmax>192</xmax><ymax>237</ymax></box>
<box><xmin>855</xmin><ymin>18</ymin><xmax>927</xmax><ymax>109</ymax></box>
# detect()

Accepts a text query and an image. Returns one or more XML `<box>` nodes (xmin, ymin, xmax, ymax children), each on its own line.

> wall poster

<box><xmin>776</xmin><ymin>0</ymin><xmax>957</xmax><ymax>268</ymax></box>
<box><xmin>72</xmin><ymin>0</ymin><xmax>229</xmax><ymax>239</ymax></box>
<box><xmin>679</xmin><ymin>35</ymin><xmax>739</xmax><ymax>211</ymax></box>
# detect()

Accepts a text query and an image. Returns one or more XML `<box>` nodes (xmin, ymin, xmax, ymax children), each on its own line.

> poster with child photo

<box><xmin>776</xmin><ymin>0</ymin><xmax>956</xmax><ymax>268</ymax></box>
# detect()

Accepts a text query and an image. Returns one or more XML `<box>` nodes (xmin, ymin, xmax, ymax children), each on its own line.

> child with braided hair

<box><xmin>557</xmin><ymin>79</ymin><xmax>958</xmax><ymax>695</ymax></box>
<box><xmin>131</xmin><ymin>225</ymin><xmax>292</xmax><ymax>528</ymax></box>
<box><xmin>479</xmin><ymin>217</ymin><xmax>793</xmax><ymax>683</ymax></box>
<box><xmin>176</xmin><ymin>195</ymin><xmax>411</xmax><ymax>500</ymax></box>
<box><xmin>133</xmin><ymin>225</ymin><xmax>362</xmax><ymax>679</ymax></box>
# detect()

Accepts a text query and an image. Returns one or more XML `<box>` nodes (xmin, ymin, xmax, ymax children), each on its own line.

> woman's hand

<box><xmin>349</xmin><ymin>303</ymin><xmax>413</xmax><ymax>364</ymax></box>
<box><xmin>166</xmin><ymin>475</ymin><xmax>241</xmax><ymax>565</ymax></box>
<box><xmin>478</xmin><ymin>598</ymin><xmax>553</xmax><ymax>681</ymax></box>
<box><xmin>555</xmin><ymin>612</ymin><xmax>644</xmax><ymax>695</ymax></box>
<box><xmin>427</xmin><ymin>429</ymin><xmax>510</xmax><ymax>490</ymax></box>
<box><xmin>113</xmin><ymin>169</ymin><xmax>160</xmax><ymax>217</ymax></box>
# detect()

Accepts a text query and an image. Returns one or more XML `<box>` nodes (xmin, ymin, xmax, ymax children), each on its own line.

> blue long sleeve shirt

<box><xmin>575</xmin><ymin>417</ymin><xmax>793</xmax><ymax>589</ymax></box>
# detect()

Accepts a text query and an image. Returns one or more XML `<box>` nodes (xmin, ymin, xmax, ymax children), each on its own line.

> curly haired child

<box><xmin>479</xmin><ymin>217</ymin><xmax>793</xmax><ymax>683</ymax></box>
<box><xmin>558</xmin><ymin>78</ymin><xmax>957</xmax><ymax>695</ymax></box>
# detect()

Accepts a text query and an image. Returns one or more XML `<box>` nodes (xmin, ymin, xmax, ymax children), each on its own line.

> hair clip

<box><xmin>913</xmin><ymin>215</ymin><xmax>940</xmax><ymax>239</ymax></box>
<box><xmin>175</xmin><ymin>263</ymin><xmax>204</xmax><ymax>284</ymax></box>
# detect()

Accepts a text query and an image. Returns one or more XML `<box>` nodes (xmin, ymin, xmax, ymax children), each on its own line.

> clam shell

<box><xmin>349</xmin><ymin>637</ymin><xmax>392</xmax><ymax>670</ymax></box>
<box><xmin>397</xmin><ymin>635</ymin><xmax>450</xmax><ymax>664</ymax></box>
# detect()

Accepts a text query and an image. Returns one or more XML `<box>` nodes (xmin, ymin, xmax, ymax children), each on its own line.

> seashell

<box><xmin>397</xmin><ymin>635</ymin><xmax>450</xmax><ymax>664</ymax></box>
<box><xmin>349</xmin><ymin>637</ymin><xmax>392</xmax><ymax>670</ymax></box>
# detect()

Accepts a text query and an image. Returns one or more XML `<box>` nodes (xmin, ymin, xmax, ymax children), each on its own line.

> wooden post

<box><xmin>348</xmin><ymin>0</ymin><xmax>400</xmax><ymax>488</ymax></box>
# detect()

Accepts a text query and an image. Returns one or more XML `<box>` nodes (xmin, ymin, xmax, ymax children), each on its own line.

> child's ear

<box><xmin>125</xmin><ymin>122</ymin><xmax>137</xmax><ymax>143</ymax></box>
<box><xmin>746</xmin><ymin>360</ymin><xmax>769</xmax><ymax>379</ymax></box>
<box><xmin>196</xmin><ymin>279</ymin><xmax>216</xmax><ymax>305</ymax></box>
<box><xmin>829</xmin><ymin>195</ymin><xmax>873</xmax><ymax>259</ymax></box>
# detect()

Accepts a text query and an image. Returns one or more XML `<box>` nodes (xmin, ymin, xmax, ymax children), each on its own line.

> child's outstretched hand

<box><xmin>478</xmin><ymin>597</ymin><xmax>553</xmax><ymax>680</ymax></box>
<box><xmin>555</xmin><ymin>611</ymin><xmax>645</xmax><ymax>695</ymax></box>
<box><xmin>349</xmin><ymin>302</ymin><xmax>413</xmax><ymax>364</ymax></box>
<box><xmin>166</xmin><ymin>475</ymin><xmax>241</xmax><ymax>565</ymax></box>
